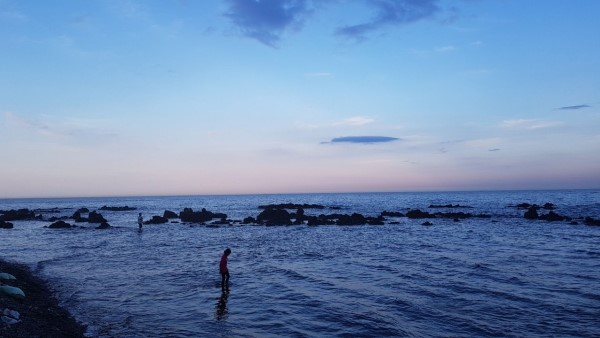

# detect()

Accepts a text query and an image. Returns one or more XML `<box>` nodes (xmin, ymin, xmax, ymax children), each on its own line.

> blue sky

<box><xmin>1</xmin><ymin>0</ymin><xmax>599</xmax><ymax>198</ymax></box>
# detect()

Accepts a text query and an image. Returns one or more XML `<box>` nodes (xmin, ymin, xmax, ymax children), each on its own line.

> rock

<box><xmin>72</xmin><ymin>211</ymin><xmax>88</xmax><ymax>222</ymax></box>
<box><xmin>336</xmin><ymin>213</ymin><xmax>367</xmax><ymax>226</ymax></box>
<box><xmin>381</xmin><ymin>211</ymin><xmax>404</xmax><ymax>217</ymax></box>
<box><xmin>422</xmin><ymin>221</ymin><xmax>433</xmax><ymax>226</ymax></box>
<box><xmin>524</xmin><ymin>207</ymin><xmax>539</xmax><ymax>220</ymax></box>
<box><xmin>0</xmin><ymin>209</ymin><xmax>36</xmax><ymax>221</ymax></box>
<box><xmin>542</xmin><ymin>203</ymin><xmax>556</xmax><ymax>210</ymax></box>
<box><xmin>0</xmin><ymin>220</ymin><xmax>14</xmax><ymax>229</ymax></box>
<box><xmin>163</xmin><ymin>210</ymin><xmax>178</xmax><ymax>219</ymax></box>
<box><xmin>538</xmin><ymin>211</ymin><xmax>566</xmax><ymax>222</ymax></box>
<box><xmin>99</xmin><ymin>206</ymin><xmax>136</xmax><ymax>211</ymax></box>
<box><xmin>242</xmin><ymin>216</ymin><xmax>256</xmax><ymax>224</ymax></box>
<box><xmin>145</xmin><ymin>216</ymin><xmax>168</xmax><ymax>224</ymax></box>
<box><xmin>179</xmin><ymin>208</ymin><xmax>227</xmax><ymax>223</ymax></box>
<box><xmin>48</xmin><ymin>221</ymin><xmax>72</xmax><ymax>229</ymax></box>
<box><xmin>88</xmin><ymin>211</ymin><xmax>107</xmax><ymax>223</ymax></box>
<box><xmin>96</xmin><ymin>222</ymin><xmax>111</xmax><ymax>229</ymax></box>
<box><xmin>75</xmin><ymin>208</ymin><xmax>89</xmax><ymax>213</ymax></box>
<box><xmin>406</xmin><ymin>209</ymin><xmax>434</xmax><ymax>219</ymax></box>
<box><xmin>258</xmin><ymin>203</ymin><xmax>326</xmax><ymax>210</ymax></box>
<box><xmin>584</xmin><ymin>217</ymin><xmax>600</xmax><ymax>226</ymax></box>
<box><xmin>257</xmin><ymin>208</ymin><xmax>292</xmax><ymax>225</ymax></box>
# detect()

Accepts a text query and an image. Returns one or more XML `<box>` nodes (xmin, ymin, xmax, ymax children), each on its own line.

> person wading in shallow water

<box><xmin>220</xmin><ymin>248</ymin><xmax>231</xmax><ymax>292</ymax></box>
<box><xmin>138</xmin><ymin>213</ymin><xmax>143</xmax><ymax>230</ymax></box>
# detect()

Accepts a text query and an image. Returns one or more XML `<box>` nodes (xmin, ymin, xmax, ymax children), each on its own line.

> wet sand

<box><xmin>0</xmin><ymin>259</ymin><xmax>86</xmax><ymax>338</ymax></box>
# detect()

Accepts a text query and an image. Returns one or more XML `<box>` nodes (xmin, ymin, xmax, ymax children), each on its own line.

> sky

<box><xmin>1</xmin><ymin>0</ymin><xmax>599</xmax><ymax>198</ymax></box>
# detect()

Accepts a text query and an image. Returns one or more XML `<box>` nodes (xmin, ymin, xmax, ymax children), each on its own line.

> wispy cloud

<box><xmin>435</xmin><ymin>45</ymin><xmax>456</xmax><ymax>53</ymax></box>
<box><xmin>223</xmin><ymin>0</ymin><xmax>311</xmax><ymax>47</ymax></box>
<box><xmin>558</xmin><ymin>104</ymin><xmax>590</xmax><ymax>110</ymax></box>
<box><xmin>334</xmin><ymin>116</ymin><xmax>374</xmax><ymax>126</ymax></box>
<box><xmin>501</xmin><ymin>119</ymin><xmax>563</xmax><ymax>130</ymax></box>
<box><xmin>223</xmin><ymin>0</ymin><xmax>447</xmax><ymax>46</ymax></box>
<box><xmin>3</xmin><ymin>111</ymin><xmax>55</xmax><ymax>136</ymax></box>
<box><xmin>323</xmin><ymin>136</ymin><xmax>399</xmax><ymax>144</ymax></box>
<box><xmin>2</xmin><ymin>111</ymin><xmax>117</xmax><ymax>146</ymax></box>
<box><xmin>335</xmin><ymin>0</ymin><xmax>440</xmax><ymax>41</ymax></box>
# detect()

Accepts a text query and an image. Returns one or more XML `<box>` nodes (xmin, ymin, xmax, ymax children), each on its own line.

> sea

<box><xmin>1</xmin><ymin>190</ymin><xmax>599</xmax><ymax>338</ymax></box>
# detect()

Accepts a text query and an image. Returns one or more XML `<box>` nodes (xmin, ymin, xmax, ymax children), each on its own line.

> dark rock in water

<box><xmin>163</xmin><ymin>210</ymin><xmax>178</xmax><ymax>219</ymax></box>
<box><xmin>145</xmin><ymin>216</ymin><xmax>168</xmax><ymax>224</ymax></box>
<box><xmin>422</xmin><ymin>221</ymin><xmax>433</xmax><ymax>226</ymax></box>
<box><xmin>0</xmin><ymin>220</ymin><xmax>14</xmax><ymax>229</ymax></box>
<box><xmin>406</xmin><ymin>209</ymin><xmax>435</xmax><ymax>219</ymax></box>
<box><xmin>542</xmin><ymin>203</ymin><xmax>556</xmax><ymax>210</ymax></box>
<box><xmin>72</xmin><ymin>211</ymin><xmax>88</xmax><ymax>222</ymax></box>
<box><xmin>515</xmin><ymin>203</ymin><xmax>533</xmax><ymax>209</ymax></box>
<box><xmin>99</xmin><ymin>205</ymin><xmax>136</xmax><ymax>211</ymax></box>
<box><xmin>524</xmin><ymin>207</ymin><xmax>539</xmax><ymax>220</ymax></box>
<box><xmin>180</xmin><ymin>208</ymin><xmax>227</xmax><ymax>223</ymax></box>
<box><xmin>75</xmin><ymin>207</ymin><xmax>89</xmax><ymax>213</ymax></box>
<box><xmin>538</xmin><ymin>211</ymin><xmax>566</xmax><ymax>222</ymax></box>
<box><xmin>258</xmin><ymin>203</ymin><xmax>326</xmax><ymax>210</ymax></box>
<box><xmin>96</xmin><ymin>222</ymin><xmax>111</xmax><ymax>229</ymax></box>
<box><xmin>49</xmin><ymin>221</ymin><xmax>72</xmax><ymax>229</ymax></box>
<box><xmin>381</xmin><ymin>211</ymin><xmax>404</xmax><ymax>217</ymax></box>
<box><xmin>570</xmin><ymin>221</ymin><xmax>579</xmax><ymax>225</ymax></box>
<box><xmin>429</xmin><ymin>204</ymin><xmax>473</xmax><ymax>209</ymax></box>
<box><xmin>584</xmin><ymin>217</ymin><xmax>600</xmax><ymax>226</ymax></box>
<box><xmin>336</xmin><ymin>213</ymin><xmax>367</xmax><ymax>226</ymax></box>
<box><xmin>48</xmin><ymin>216</ymin><xmax>69</xmax><ymax>222</ymax></box>
<box><xmin>88</xmin><ymin>211</ymin><xmax>107</xmax><ymax>223</ymax></box>
<box><xmin>242</xmin><ymin>216</ymin><xmax>256</xmax><ymax>224</ymax></box>
<box><xmin>257</xmin><ymin>208</ymin><xmax>292</xmax><ymax>225</ymax></box>
<box><xmin>0</xmin><ymin>208</ymin><xmax>36</xmax><ymax>221</ymax></box>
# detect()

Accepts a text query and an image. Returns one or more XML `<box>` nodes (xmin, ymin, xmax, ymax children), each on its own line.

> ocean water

<box><xmin>1</xmin><ymin>191</ymin><xmax>600</xmax><ymax>337</ymax></box>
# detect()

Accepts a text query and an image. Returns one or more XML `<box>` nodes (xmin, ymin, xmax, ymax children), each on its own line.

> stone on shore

<box><xmin>48</xmin><ymin>221</ymin><xmax>73</xmax><ymax>229</ymax></box>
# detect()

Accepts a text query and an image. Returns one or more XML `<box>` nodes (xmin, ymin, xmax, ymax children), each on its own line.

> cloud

<box><xmin>2</xmin><ymin>111</ymin><xmax>117</xmax><ymax>146</ymax></box>
<box><xmin>501</xmin><ymin>119</ymin><xmax>563</xmax><ymax>130</ymax></box>
<box><xmin>558</xmin><ymin>104</ymin><xmax>590</xmax><ymax>110</ymax></box>
<box><xmin>323</xmin><ymin>136</ymin><xmax>399</xmax><ymax>144</ymax></box>
<box><xmin>488</xmin><ymin>148</ymin><xmax>500</xmax><ymax>152</ymax></box>
<box><xmin>223</xmin><ymin>0</ymin><xmax>311</xmax><ymax>47</ymax></box>
<box><xmin>334</xmin><ymin>116</ymin><xmax>374</xmax><ymax>126</ymax></box>
<box><xmin>335</xmin><ymin>0</ymin><xmax>440</xmax><ymax>41</ymax></box>
<box><xmin>435</xmin><ymin>45</ymin><xmax>456</xmax><ymax>53</ymax></box>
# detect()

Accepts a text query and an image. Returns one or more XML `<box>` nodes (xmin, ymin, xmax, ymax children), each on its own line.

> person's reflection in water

<box><xmin>215</xmin><ymin>290</ymin><xmax>229</xmax><ymax>320</ymax></box>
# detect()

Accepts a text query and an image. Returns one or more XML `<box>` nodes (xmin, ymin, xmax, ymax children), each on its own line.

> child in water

<box><xmin>220</xmin><ymin>248</ymin><xmax>231</xmax><ymax>291</ymax></box>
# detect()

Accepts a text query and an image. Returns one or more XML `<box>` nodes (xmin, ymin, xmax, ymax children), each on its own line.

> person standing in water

<box><xmin>138</xmin><ymin>213</ymin><xmax>143</xmax><ymax>230</ymax></box>
<box><xmin>220</xmin><ymin>248</ymin><xmax>231</xmax><ymax>291</ymax></box>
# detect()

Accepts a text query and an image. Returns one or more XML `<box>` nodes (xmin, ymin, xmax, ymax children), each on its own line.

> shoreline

<box><xmin>0</xmin><ymin>259</ymin><xmax>86</xmax><ymax>338</ymax></box>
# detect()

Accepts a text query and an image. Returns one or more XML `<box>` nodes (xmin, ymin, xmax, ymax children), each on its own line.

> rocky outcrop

<box><xmin>257</xmin><ymin>208</ymin><xmax>292</xmax><ymax>225</ymax></box>
<box><xmin>48</xmin><ymin>221</ymin><xmax>72</xmax><ymax>229</ymax></box>
<box><xmin>584</xmin><ymin>217</ymin><xmax>600</xmax><ymax>226</ymax></box>
<box><xmin>258</xmin><ymin>203</ymin><xmax>326</xmax><ymax>210</ymax></box>
<box><xmin>99</xmin><ymin>206</ymin><xmax>136</xmax><ymax>211</ymax></box>
<box><xmin>72</xmin><ymin>211</ymin><xmax>88</xmax><ymax>222</ymax></box>
<box><xmin>0</xmin><ymin>209</ymin><xmax>36</xmax><ymax>221</ymax></box>
<box><xmin>96</xmin><ymin>222</ymin><xmax>111</xmax><ymax>229</ymax></box>
<box><xmin>381</xmin><ymin>211</ymin><xmax>404</xmax><ymax>217</ymax></box>
<box><xmin>406</xmin><ymin>209</ymin><xmax>435</xmax><ymax>219</ymax></box>
<box><xmin>145</xmin><ymin>216</ymin><xmax>168</xmax><ymax>224</ymax></box>
<box><xmin>0</xmin><ymin>220</ymin><xmax>14</xmax><ymax>229</ymax></box>
<box><xmin>538</xmin><ymin>211</ymin><xmax>568</xmax><ymax>222</ymax></box>
<box><xmin>179</xmin><ymin>208</ymin><xmax>227</xmax><ymax>223</ymax></box>
<box><xmin>88</xmin><ymin>211</ymin><xmax>107</xmax><ymax>223</ymax></box>
<box><xmin>163</xmin><ymin>210</ymin><xmax>178</xmax><ymax>219</ymax></box>
<box><xmin>524</xmin><ymin>207</ymin><xmax>539</xmax><ymax>220</ymax></box>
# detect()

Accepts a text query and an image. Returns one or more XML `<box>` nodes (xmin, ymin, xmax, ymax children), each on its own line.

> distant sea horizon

<box><xmin>3</xmin><ymin>187</ymin><xmax>600</xmax><ymax>201</ymax></box>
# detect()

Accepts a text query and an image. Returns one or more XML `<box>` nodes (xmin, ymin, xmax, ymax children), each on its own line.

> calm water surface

<box><xmin>1</xmin><ymin>191</ymin><xmax>599</xmax><ymax>337</ymax></box>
